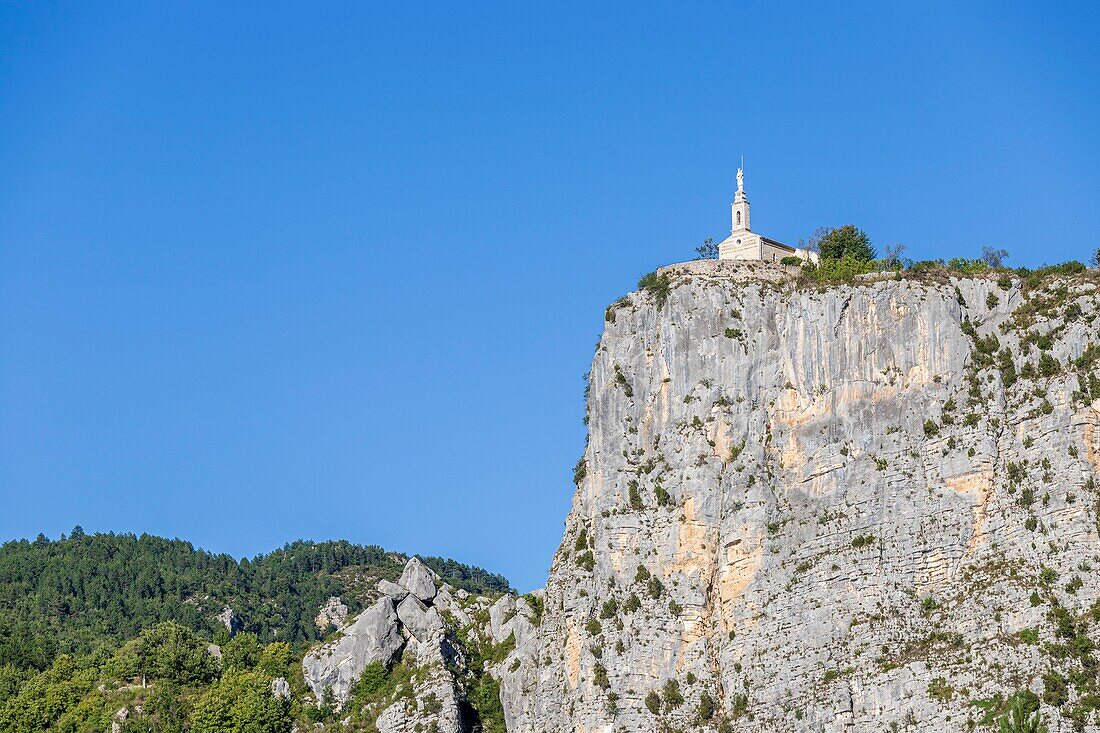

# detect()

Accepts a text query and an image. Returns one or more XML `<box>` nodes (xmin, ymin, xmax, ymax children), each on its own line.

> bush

<box><xmin>189</xmin><ymin>669</ymin><xmax>292</xmax><ymax>733</ymax></box>
<box><xmin>522</xmin><ymin>593</ymin><xmax>544</xmax><ymax>624</ymax></box>
<box><xmin>928</xmin><ymin>676</ymin><xmax>954</xmax><ymax>702</ymax></box>
<box><xmin>647</xmin><ymin>576</ymin><xmax>664</xmax><ymax>599</ymax></box>
<box><xmin>637</xmin><ymin>271</ymin><xmax>672</xmax><ymax>309</ymax></box>
<box><xmin>697</xmin><ymin>691</ymin><xmax>716</xmax><ymax>722</ymax></box>
<box><xmin>1039</xmin><ymin>353</ymin><xmax>1060</xmax><ymax>377</ymax></box>
<box><xmin>575</xmin><ymin>551</ymin><xmax>595</xmax><ymax>572</ymax></box>
<box><xmin>662</xmin><ymin>679</ymin><xmax>684</xmax><ymax>710</ymax></box>
<box><xmin>654</xmin><ymin>485</ymin><xmax>672</xmax><ymax>507</ymax></box>
<box><xmin>593</xmin><ymin>663</ymin><xmax>610</xmax><ymax>689</ymax></box>
<box><xmin>851</xmin><ymin>534</ymin><xmax>875</xmax><ymax>549</ymax></box>
<box><xmin>573</xmin><ymin>458</ymin><xmax>587</xmax><ymax>486</ymax></box>
<box><xmin>947</xmin><ymin>258</ymin><xmax>990</xmax><ymax>274</ymax></box>
<box><xmin>997</xmin><ymin>689</ymin><xmax>1043</xmax><ymax>733</ymax></box>
<box><xmin>799</xmin><ymin>256</ymin><xmax>883</xmax><ymax>284</ymax></box>
<box><xmin>645</xmin><ymin>690</ymin><xmax>661</xmax><ymax>715</ymax></box>
<box><xmin>780</xmin><ymin>255</ymin><xmax>803</xmax><ymax>266</ymax></box>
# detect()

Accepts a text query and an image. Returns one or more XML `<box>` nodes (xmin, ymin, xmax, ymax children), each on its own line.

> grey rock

<box><xmin>433</xmin><ymin>585</ymin><xmax>472</xmax><ymax>628</ymax></box>
<box><xmin>215</xmin><ymin>606</ymin><xmax>241</xmax><ymax>634</ymax></box>
<box><xmin>314</xmin><ymin>596</ymin><xmax>348</xmax><ymax>631</ymax></box>
<box><xmin>396</xmin><ymin>593</ymin><xmax>445</xmax><ymax>642</ymax></box>
<box><xmin>272</xmin><ymin>677</ymin><xmax>291</xmax><ymax>700</ymax></box>
<box><xmin>398</xmin><ymin>557</ymin><xmax>439</xmax><ymax>602</ymax></box>
<box><xmin>376</xmin><ymin>579</ymin><xmax>409</xmax><ymax>602</ymax></box>
<box><xmin>302</xmin><ymin>596</ymin><xmax>404</xmax><ymax>702</ymax></box>
<box><xmin>501</xmin><ymin>261</ymin><xmax>1100</xmax><ymax>732</ymax></box>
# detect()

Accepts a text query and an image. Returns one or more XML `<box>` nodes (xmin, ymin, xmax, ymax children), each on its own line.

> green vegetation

<box><xmin>0</xmin><ymin>621</ymin><xmax>297</xmax><ymax>733</ymax></box>
<box><xmin>695</xmin><ymin>237</ymin><xmax>718</xmax><ymax>260</ymax></box>
<box><xmin>654</xmin><ymin>485</ymin><xmax>672</xmax><ymax>507</ymax></box>
<box><xmin>850</xmin><ymin>534</ymin><xmax>875</xmax><ymax>549</ymax></box>
<box><xmin>647</xmin><ymin>576</ymin><xmax>664</xmax><ymax>599</ymax></box>
<box><xmin>637</xmin><ymin>271</ymin><xmax>673</xmax><ymax>309</ymax></box>
<box><xmin>798</xmin><ymin>255</ymin><xmax>887</xmax><ymax>284</ymax></box>
<box><xmin>661</xmin><ymin>679</ymin><xmax>683</xmax><ymax>710</ymax></box>
<box><xmin>816</xmin><ymin>225</ymin><xmax>877</xmax><ymax>261</ymax></box>
<box><xmin>0</xmin><ymin>531</ymin><xmax>509</xmax><ymax>677</ymax></box>
<box><xmin>994</xmin><ymin>690</ymin><xmax>1048</xmax><ymax>733</ymax></box>
<box><xmin>575</xmin><ymin>550</ymin><xmax>595</xmax><ymax>572</ymax></box>
<box><xmin>928</xmin><ymin>676</ymin><xmax>954</xmax><ymax>703</ymax></box>
<box><xmin>613</xmin><ymin>365</ymin><xmax>634</xmax><ymax>397</ymax></box>
<box><xmin>573</xmin><ymin>457</ymin><xmax>587</xmax><ymax>486</ymax></box>
<box><xmin>696</xmin><ymin>690</ymin><xmax>716</xmax><ymax>722</ymax></box>
<box><xmin>0</xmin><ymin>530</ymin><xmax>516</xmax><ymax>732</ymax></box>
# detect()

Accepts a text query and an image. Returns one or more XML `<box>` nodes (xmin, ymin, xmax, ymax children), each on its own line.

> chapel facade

<box><xmin>717</xmin><ymin>169</ymin><xmax>819</xmax><ymax>264</ymax></box>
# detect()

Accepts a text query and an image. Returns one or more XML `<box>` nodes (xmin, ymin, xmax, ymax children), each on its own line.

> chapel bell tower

<box><xmin>731</xmin><ymin>167</ymin><xmax>750</xmax><ymax>234</ymax></box>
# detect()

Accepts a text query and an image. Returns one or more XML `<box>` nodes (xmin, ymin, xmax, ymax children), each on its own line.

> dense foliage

<box><xmin>0</xmin><ymin>622</ymin><xmax>300</xmax><ymax>733</ymax></box>
<box><xmin>0</xmin><ymin>530</ymin><xmax>511</xmax><ymax>675</ymax></box>
<box><xmin>815</xmin><ymin>224</ymin><xmax>877</xmax><ymax>261</ymax></box>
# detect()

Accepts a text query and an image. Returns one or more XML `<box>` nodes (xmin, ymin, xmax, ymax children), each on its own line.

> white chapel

<box><xmin>717</xmin><ymin>168</ymin><xmax>819</xmax><ymax>264</ymax></box>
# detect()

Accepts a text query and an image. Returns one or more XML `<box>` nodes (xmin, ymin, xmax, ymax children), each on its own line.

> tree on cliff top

<box><xmin>817</xmin><ymin>225</ymin><xmax>876</xmax><ymax>261</ymax></box>
<box><xmin>695</xmin><ymin>237</ymin><xmax>718</xmax><ymax>260</ymax></box>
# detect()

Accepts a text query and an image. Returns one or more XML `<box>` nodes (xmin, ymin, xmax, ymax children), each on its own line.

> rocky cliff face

<box><xmin>302</xmin><ymin>556</ymin><xmax>540</xmax><ymax>732</ymax></box>
<box><xmin>504</xmin><ymin>260</ymin><xmax>1100</xmax><ymax>732</ymax></box>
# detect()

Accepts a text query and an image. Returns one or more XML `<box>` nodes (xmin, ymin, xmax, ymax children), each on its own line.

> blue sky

<box><xmin>1</xmin><ymin>2</ymin><xmax>1098</xmax><ymax>591</ymax></box>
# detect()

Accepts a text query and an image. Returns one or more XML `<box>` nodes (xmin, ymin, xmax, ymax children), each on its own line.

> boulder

<box><xmin>396</xmin><ymin>593</ymin><xmax>445</xmax><ymax>642</ymax></box>
<box><xmin>271</xmin><ymin>677</ymin><xmax>290</xmax><ymax>700</ymax></box>
<box><xmin>376</xmin><ymin>579</ymin><xmax>409</xmax><ymax>602</ymax></box>
<box><xmin>302</xmin><ymin>596</ymin><xmax>404</xmax><ymax>702</ymax></box>
<box><xmin>398</xmin><ymin>557</ymin><xmax>439</xmax><ymax>602</ymax></box>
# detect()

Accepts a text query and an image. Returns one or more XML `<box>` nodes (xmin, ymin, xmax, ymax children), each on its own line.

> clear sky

<box><xmin>1</xmin><ymin>2</ymin><xmax>1098</xmax><ymax>591</ymax></box>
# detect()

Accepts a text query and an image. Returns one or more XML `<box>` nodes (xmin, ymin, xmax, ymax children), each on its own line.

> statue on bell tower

<box><xmin>731</xmin><ymin>165</ymin><xmax>750</xmax><ymax>233</ymax></box>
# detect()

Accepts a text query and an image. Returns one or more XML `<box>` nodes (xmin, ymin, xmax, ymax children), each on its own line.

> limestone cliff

<box><xmin>504</xmin><ymin>259</ymin><xmax>1100</xmax><ymax>732</ymax></box>
<box><xmin>302</xmin><ymin>556</ymin><xmax>540</xmax><ymax>732</ymax></box>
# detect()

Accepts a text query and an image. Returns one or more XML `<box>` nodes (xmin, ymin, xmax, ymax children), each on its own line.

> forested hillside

<box><xmin>0</xmin><ymin>529</ymin><xmax>511</xmax><ymax>674</ymax></box>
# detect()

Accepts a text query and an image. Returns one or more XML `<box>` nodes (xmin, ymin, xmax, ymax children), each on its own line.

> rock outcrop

<box><xmin>315</xmin><ymin>596</ymin><xmax>349</xmax><ymax>631</ymax></box>
<box><xmin>502</xmin><ymin>260</ymin><xmax>1100</xmax><ymax>732</ymax></box>
<box><xmin>303</xmin><ymin>557</ymin><xmax>538</xmax><ymax>733</ymax></box>
<box><xmin>214</xmin><ymin>605</ymin><xmax>241</xmax><ymax>635</ymax></box>
<box><xmin>303</xmin><ymin>595</ymin><xmax>406</xmax><ymax>703</ymax></box>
